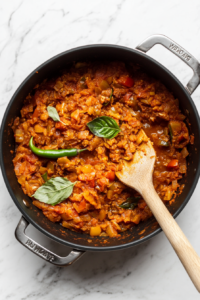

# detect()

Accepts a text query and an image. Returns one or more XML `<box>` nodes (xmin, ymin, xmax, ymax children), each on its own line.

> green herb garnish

<box><xmin>119</xmin><ymin>196</ymin><xmax>141</xmax><ymax>210</ymax></box>
<box><xmin>47</xmin><ymin>106</ymin><xmax>67</xmax><ymax>125</ymax></box>
<box><xmin>87</xmin><ymin>116</ymin><xmax>120</xmax><ymax>139</ymax></box>
<box><xmin>32</xmin><ymin>177</ymin><xmax>76</xmax><ymax>206</ymax></box>
<box><xmin>47</xmin><ymin>106</ymin><xmax>61</xmax><ymax>122</ymax></box>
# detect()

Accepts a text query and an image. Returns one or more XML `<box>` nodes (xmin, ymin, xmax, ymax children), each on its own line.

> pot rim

<box><xmin>1</xmin><ymin>43</ymin><xmax>200</xmax><ymax>251</ymax></box>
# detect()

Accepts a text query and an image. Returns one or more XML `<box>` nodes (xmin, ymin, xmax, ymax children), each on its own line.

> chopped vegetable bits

<box><xmin>12</xmin><ymin>61</ymin><xmax>190</xmax><ymax>237</ymax></box>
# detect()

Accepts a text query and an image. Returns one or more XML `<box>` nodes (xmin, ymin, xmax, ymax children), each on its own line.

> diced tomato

<box><xmin>124</xmin><ymin>77</ymin><xmax>134</xmax><ymax>87</ymax></box>
<box><xmin>105</xmin><ymin>171</ymin><xmax>115</xmax><ymax>181</ymax></box>
<box><xmin>167</xmin><ymin>159</ymin><xmax>179</xmax><ymax>170</ymax></box>
<box><xmin>118</xmin><ymin>76</ymin><xmax>134</xmax><ymax>88</ymax></box>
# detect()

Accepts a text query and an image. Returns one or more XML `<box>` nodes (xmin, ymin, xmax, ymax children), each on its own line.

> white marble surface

<box><xmin>1</xmin><ymin>0</ymin><xmax>200</xmax><ymax>299</ymax></box>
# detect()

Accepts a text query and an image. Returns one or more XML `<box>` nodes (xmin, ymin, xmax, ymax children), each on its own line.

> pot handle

<box><xmin>15</xmin><ymin>216</ymin><xmax>85</xmax><ymax>266</ymax></box>
<box><xmin>136</xmin><ymin>34</ymin><xmax>200</xmax><ymax>95</ymax></box>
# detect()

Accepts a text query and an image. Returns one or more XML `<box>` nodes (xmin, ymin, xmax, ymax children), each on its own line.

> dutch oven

<box><xmin>1</xmin><ymin>35</ymin><xmax>200</xmax><ymax>266</ymax></box>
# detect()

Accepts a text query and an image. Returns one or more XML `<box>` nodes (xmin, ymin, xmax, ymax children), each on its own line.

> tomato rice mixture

<box><xmin>12</xmin><ymin>61</ymin><xmax>191</xmax><ymax>237</ymax></box>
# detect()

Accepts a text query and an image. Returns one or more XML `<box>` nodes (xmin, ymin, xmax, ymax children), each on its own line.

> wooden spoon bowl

<box><xmin>117</xmin><ymin>130</ymin><xmax>200</xmax><ymax>292</ymax></box>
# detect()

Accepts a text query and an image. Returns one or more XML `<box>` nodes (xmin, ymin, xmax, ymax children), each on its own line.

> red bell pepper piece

<box><xmin>118</xmin><ymin>76</ymin><xmax>134</xmax><ymax>88</ymax></box>
<box><xmin>105</xmin><ymin>171</ymin><xmax>115</xmax><ymax>181</ymax></box>
<box><xmin>167</xmin><ymin>159</ymin><xmax>179</xmax><ymax>170</ymax></box>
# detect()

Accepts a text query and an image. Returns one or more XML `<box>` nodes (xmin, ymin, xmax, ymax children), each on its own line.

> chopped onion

<box><xmin>172</xmin><ymin>180</ymin><xmax>178</xmax><ymax>190</ymax></box>
<box><xmin>181</xmin><ymin>147</ymin><xmax>189</xmax><ymax>158</ymax></box>
<box><xmin>179</xmin><ymin>165</ymin><xmax>187</xmax><ymax>173</ymax></box>
<box><xmin>15</xmin><ymin>129</ymin><xmax>24</xmax><ymax>143</ymax></box>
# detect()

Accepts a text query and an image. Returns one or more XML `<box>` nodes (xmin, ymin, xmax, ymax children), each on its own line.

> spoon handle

<box><xmin>142</xmin><ymin>184</ymin><xmax>200</xmax><ymax>292</ymax></box>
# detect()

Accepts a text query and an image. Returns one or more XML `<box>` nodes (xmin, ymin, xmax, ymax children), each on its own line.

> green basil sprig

<box><xmin>87</xmin><ymin>116</ymin><xmax>120</xmax><ymax>139</ymax></box>
<box><xmin>47</xmin><ymin>106</ymin><xmax>61</xmax><ymax>122</ymax></box>
<box><xmin>47</xmin><ymin>106</ymin><xmax>67</xmax><ymax>125</ymax></box>
<box><xmin>119</xmin><ymin>196</ymin><xmax>141</xmax><ymax>210</ymax></box>
<box><xmin>32</xmin><ymin>177</ymin><xmax>76</xmax><ymax>206</ymax></box>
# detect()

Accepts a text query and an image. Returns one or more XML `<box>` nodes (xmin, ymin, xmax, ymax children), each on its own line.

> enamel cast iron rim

<box><xmin>1</xmin><ymin>44</ymin><xmax>200</xmax><ymax>252</ymax></box>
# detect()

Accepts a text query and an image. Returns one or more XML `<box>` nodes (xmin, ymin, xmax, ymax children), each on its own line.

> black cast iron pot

<box><xmin>1</xmin><ymin>35</ymin><xmax>200</xmax><ymax>266</ymax></box>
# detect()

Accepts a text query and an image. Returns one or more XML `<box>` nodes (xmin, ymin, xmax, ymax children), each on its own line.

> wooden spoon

<box><xmin>116</xmin><ymin>129</ymin><xmax>200</xmax><ymax>292</ymax></box>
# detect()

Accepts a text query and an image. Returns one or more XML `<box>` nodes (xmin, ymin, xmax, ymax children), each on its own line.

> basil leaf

<box><xmin>119</xmin><ymin>201</ymin><xmax>132</xmax><ymax>209</ymax></box>
<box><xmin>47</xmin><ymin>106</ymin><xmax>67</xmax><ymax>125</ymax></box>
<box><xmin>119</xmin><ymin>196</ymin><xmax>141</xmax><ymax>209</ymax></box>
<box><xmin>47</xmin><ymin>106</ymin><xmax>61</xmax><ymax>122</ymax></box>
<box><xmin>32</xmin><ymin>177</ymin><xmax>76</xmax><ymax>206</ymax></box>
<box><xmin>87</xmin><ymin>116</ymin><xmax>120</xmax><ymax>139</ymax></box>
<box><xmin>42</xmin><ymin>172</ymin><xmax>48</xmax><ymax>182</ymax></box>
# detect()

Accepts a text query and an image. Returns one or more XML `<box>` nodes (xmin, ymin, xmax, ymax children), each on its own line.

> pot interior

<box><xmin>1</xmin><ymin>45</ymin><xmax>200</xmax><ymax>251</ymax></box>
